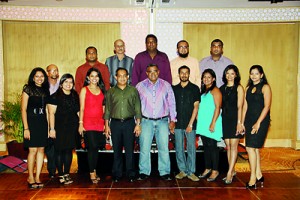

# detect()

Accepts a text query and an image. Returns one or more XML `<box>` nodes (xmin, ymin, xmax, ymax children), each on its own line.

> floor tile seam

<box><xmin>174</xmin><ymin>178</ymin><xmax>184</xmax><ymax>200</ymax></box>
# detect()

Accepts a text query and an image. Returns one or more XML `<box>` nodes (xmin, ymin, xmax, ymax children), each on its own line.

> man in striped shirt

<box><xmin>136</xmin><ymin>64</ymin><xmax>177</xmax><ymax>181</ymax></box>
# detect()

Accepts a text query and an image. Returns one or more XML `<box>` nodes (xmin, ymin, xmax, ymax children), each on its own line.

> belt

<box><xmin>142</xmin><ymin>115</ymin><xmax>168</xmax><ymax>121</ymax></box>
<box><xmin>111</xmin><ymin>117</ymin><xmax>134</xmax><ymax>122</ymax></box>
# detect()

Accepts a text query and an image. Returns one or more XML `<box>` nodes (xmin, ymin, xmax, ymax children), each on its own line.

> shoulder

<box><xmin>200</xmin><ymin>56</ymin><xmax>211</xmax><ymax>63</ymax></box>
<box><xmin>262</xmin><ymin>84</ymin><xmax>271</xmax><ymax>92</ymax></box>
<box><xmin>220</xmin><ymin>56</ymin><xmax>233</xmax><ymax>63</ymax></box>
<box><xmin>211</xmin><ymin>87</ymin><xmax>222</xmax><ymax>96</ymax></box>
<box><xmin>124</xmin><ymin>55</ymin><xmax>134</xmax><ymax>61</ymax></box>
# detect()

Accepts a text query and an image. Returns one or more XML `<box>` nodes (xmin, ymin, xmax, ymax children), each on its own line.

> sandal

<box><xmin>28</xmin><ymin>182</ymin><xmax>38</xmax><ymax>189</ymax></box>
<box><xmin>90</xmin><ymin>173</ymin><xmax>98</xmax><ymax>184</ymax></box>
<box><xmin>36</xmin><ymin>182</ymin><xmax>44</xmax><ymax>188</ymax></box>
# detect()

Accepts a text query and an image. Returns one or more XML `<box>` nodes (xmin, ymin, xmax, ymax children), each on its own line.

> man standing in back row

<box><xmin>105</xmin><ymin>39</ymin><xmax>134</xmax><ymax>87</ymax></box>
<box><xmin>75</xmin><ymin>46</ymin><xmax>110</xmax><ymax>93</ymax></box>
<box><xmin>199</xmin><ymin>39</ymin><xmax>233</xmax><ymax>88</ymax></box>
<box><xmin>132</xmin><ymin>34</ymin><xmax>172</xmax><ymax>86</ymax></box>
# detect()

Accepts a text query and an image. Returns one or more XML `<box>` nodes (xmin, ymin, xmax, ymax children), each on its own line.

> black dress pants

<box><xmin>110</xmin><ymin>118</ymin><xmax>136</xmax><ymax>178</ymax></box>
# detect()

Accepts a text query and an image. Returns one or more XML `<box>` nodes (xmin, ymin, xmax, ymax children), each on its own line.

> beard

<box><xmin>180</xmin><ymin>77</ymin><xmax>189</xmax><ymax>82</ymax></box>
<box><xmin>178</xmin><ymin>52</ymin><xmax>189</xmax><ymax>58</ymax></box>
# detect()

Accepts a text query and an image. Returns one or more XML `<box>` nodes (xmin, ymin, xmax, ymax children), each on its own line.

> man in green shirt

<box><xmin>104</xmin><ymin>68</ymin><xmax>142</xmax><ymax>183</ymax></box>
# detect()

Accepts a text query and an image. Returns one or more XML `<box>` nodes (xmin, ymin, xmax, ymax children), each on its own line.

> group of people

<box><xmin>21</xmin><ymin>34</ymin><xmax>271</xmax><ymax>190</ymax></box>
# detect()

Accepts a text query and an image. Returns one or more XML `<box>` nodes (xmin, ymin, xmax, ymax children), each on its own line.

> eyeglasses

<box><xmin>178</xmin><ymin>46</ymin><xmax>188</xmax><ymax>49</ymax></box>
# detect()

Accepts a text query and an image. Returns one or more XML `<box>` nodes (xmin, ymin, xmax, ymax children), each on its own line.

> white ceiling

<box><xmin>0</xmin><ymin>0</ymin><xmax>299</xmax><ymax>8</ymax></box>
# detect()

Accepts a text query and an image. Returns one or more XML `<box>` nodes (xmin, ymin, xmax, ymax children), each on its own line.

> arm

<box><xmin>186</xmin><ymin>101</ymin><xmax>199</xmax><ymax>133</ymax></box>
<box><xmin>251</xmin><ymin>84</ymin><xmax>272</xmax><ymax>134</ymax></box>
<box><xmin>133</xmin><ymin>89</ymin><xmax>142</xmax><ymax>137</ymax></box>
<box><xmin>47</xmin><ymin>104</ymin><xmax>57</xmax><ymax>138</ymax></box>
<box><xmin>236</xmin><ymin>85</ymin><xmax>245</xmax><ymax>135</ymax></box>
<box><xmin>241</xmin><ymin>87</ymin><xmax>249</xmax><ymax>133</ymax></box>
<box><xmin>78</xmin><ymin>87</ymin><xmax>86</xmax><ymax>135</ymax></box>
<box><xmin>164</xmin><ymin>55</ymin><xmax>172</xmax><ymax>85</ymax></box>
<box><xmin>167</xmin><ymin>84</ymin><xmax>177</xmax><ymax>133</ymax></box>
<box><xmin>101</xmin><ymin>64</ymin><xmax>111</xmax><ymax>91</ymax></box>
<box><xmin>131</xmin><ymin>55</ymin><xmax>140</xmax><ymax>86</ymax></box>
<box><xmin>75</xmin><ymin>68</ymin><xmax>83</xmax><ymax>94</ymax></box>
<box><xmin>21</xmin><ymin>92</ymin><xmax>30</xmax><ymax>140</ymax></box>
<box><xmin>209</xmin><ymin>87</ymin><xmax>222</xmax><ymax>132</ymax></box>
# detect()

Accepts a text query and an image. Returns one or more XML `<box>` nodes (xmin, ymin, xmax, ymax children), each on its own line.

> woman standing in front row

<box><xmin>47</xmin><ymin>74</ymin><xmax>80</xmax><ymax>185</ymax></box>
<box><xmin>21</xmin><ymin>67</ymin><xmax>50</xmax><ymax>188</ymax></box>
<box><xmin>78</xmin><ymin>67</ymin><xmax>106</xmax><ymax>184</ymax></box>
<box><xmin>242</xmin><ymin>65</ymin><xmax>272</xmax><ymax>189</ymax></box>
<box><xmin>196</xmin><ymin>69</ymin><xmax>222</xmax><ymax>182</ymax></box>
<box><xmin>220</xmin><ymin>65</ymin><xmax>245</xmax><ymax>184</ymax></box>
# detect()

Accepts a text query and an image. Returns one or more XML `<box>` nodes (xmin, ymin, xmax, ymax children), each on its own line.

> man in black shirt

<box><xmin>172</xmin><ymin>65</ymin><xmax>200</xmax><ymax>182</ymax></box>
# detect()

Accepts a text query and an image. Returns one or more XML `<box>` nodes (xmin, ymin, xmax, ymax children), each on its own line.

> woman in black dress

<box><xmin>47</xmin><ymin>74</ymin><xmax>79</xmax><ymax>185</ymax></box>
<box><xmin>220</xmin><ymin>65</ymin><xmax>245</xmax><ymax>184</ymax></box>
<box><xmin>21</xmin><ymin>67</ymin><xmax>49</xmax><ymax>188</ymax></box>
<box><xmin>242</xmin><ymin>65</ymin><xmax>272</xmax><ymax>189</ymax></box>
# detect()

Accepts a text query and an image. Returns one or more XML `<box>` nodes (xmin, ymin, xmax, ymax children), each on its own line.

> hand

<box><xmin>236</xmin><ymin>123</ymin><xmax>245</xmax><ymax>135</ymax></box>
<box><xmin>24</xmin><ymin>130</ymin><xmax>30</xmax><ymax>140</ymax></box>
<box><xmin>78</xmin><ymin>124</ymin><xmax>85</xmax><ymax>136</ymax></box>
<box><xmin>209</xmin><ymin>123</ymin><xmax>215</xmax><ymax>133</ymax></box>
<box><xmin>104</xmin><ymin>126</ymin><xmax>111</xmax><ymax>139</ymax></box>
<box><xmin>185</xmin><ymin>126</ymin><xmax>192</xmax><ymax>133</ymax></box>
<box><xmin>134</xmin><ymin>124</ymin><xmax>141</xmax><ymax>137</ymax></box>
<box><xmin>49</xmin><ymin>129</ymin><xmax>56</xmax><ymax>138</ymax></box>
<box><xmin>251</xmin><ymin>122</ymin><xmax>260</xmax><ymax>134</ymax></box>
<box><xmin>169</xmin><ymin>121</ymin><xmax>175</xmax><ymax>134</ymax></box>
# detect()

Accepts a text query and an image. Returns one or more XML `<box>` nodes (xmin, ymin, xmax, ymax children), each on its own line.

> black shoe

<box><xmin>49</xmin><ymin>173</ymin><xmax>55</xmax><ymax>179</ymax></box>
<box><xmin>160</xmin><ymin>174</ymin><xmax>172</xmax><ymax>181</ymax></box>
<box><xmin>113</xmin><ymin>176</ymin><xmax>121</xmax><ymax>182</ymax></box>
<box><xmin>128</xmin><ymin>176</ymin><xmax>135</xmax><ymax>183</ymax></box>
<box><xmin>246</xmin><ymin>182</ymin><xmax>257</xmax><ymax>189</ymax></box>
<box><xmin>137</xmin><ymin>173</ymin><xmax>149</xmax><ymax>181</ymax></box>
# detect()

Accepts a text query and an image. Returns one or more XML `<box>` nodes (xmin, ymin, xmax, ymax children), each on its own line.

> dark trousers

<box><xmin>201</xmin><ymin>135</ymin><xmax>219</xmax><ymax>171</ymax></box>
<box><xmin>45</xmin><ymin>139</ymin><xmax>56</xmax><ymax>176</ymax></box>
<box><xmin>55</xmin><ymin>148</ymin><xmax>73</xmax><ymax>176</ymax></box>
<box><xmin>110</xmin><ymin>118</ymin><xmax>136</xmax><ymax>178</ymax></box>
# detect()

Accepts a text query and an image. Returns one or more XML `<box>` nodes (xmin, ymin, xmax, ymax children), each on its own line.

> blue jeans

<box><xmin>174</xmin><ymin>129</ymin><xmax>196</xmax><ymax>175</ymax></box>
<box><xmin>139</xmin><ymin>118</ymin><xmax>170</xmax><ymax>176</ymax></box>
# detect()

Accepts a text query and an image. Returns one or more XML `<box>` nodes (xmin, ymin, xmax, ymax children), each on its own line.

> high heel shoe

<box><xmin>207</xmin><ymin>172</ymin><xmax>219</xmax><ymax>182</ymax></box>
<box><xmin>222</xmin><ymin>171</ymin><xmax>237</xmax><ymax>181</ymax></box>
<box><xmin>198</xmin><ymin>169</ymin><xmax>212</xmax><ymax>178</ymax></box>
<box><xmin>257</xmin><ymin>176</ymin><xmax>264</xmax><ymax>188</ymax></box>
<box><xmin>246</xmin><ymin>182</ymin><xmax>257</xmax><ymax>189</ymax></box>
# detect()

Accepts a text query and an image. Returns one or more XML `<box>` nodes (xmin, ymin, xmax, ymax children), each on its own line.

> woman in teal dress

<box><xmin>196</xmin><ymin>69</ymin><xmax>222</xmax><ymax>182</ymax></box>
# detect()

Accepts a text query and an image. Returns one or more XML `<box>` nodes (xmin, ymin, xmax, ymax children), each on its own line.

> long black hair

<box><xmin>246</xmin><ymin>65</ymin><xmax>269</xmax><ymax>87</ymax></box>
<box><xmin>200</xmin><ymin>69</ymin><xmax>217</xmax><ymax>95</ymax></box>
<box><xmin>222</xmin><ymin>64</ymin><xmax>241</xmax><ymax>86</ymax></box>
<box><xmin>25</xmin><ymin>67</ymin><xmax>49</xmax><ymax>96</ymax></box>
<box><xmin>83</xmin><ymin>67</ymin><xmax>106</xmax><ymax>96</ymax></box>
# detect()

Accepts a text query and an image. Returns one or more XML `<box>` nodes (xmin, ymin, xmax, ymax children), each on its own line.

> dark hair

<box><xmin>26</xmin><ymin>67</ymin><xmax>49</xmax><ymax>93</ymax></box>
<box><xmin>115</xmin><ymin>67</ymin><xmax>128</xmax><ymax>76</ymax></box>
<box><xmin>57</xmin><ymin>73</ymin><xmax>78</xmax><ymax>98</ymax></box>
<box><xmin>84</xmin><ymin>67</ymin><xmax>106</xmax><ymax>92</ymax></box>
<box><xmin>85</xmin><ymin>46</ymin><xmax>97</xmax><ymax>55</ymax></box>
<box><xmin>178</xmin><ymin>65</ymin><xmax>190</xmax><ymax>74</ymax></box>
<box><xmin>222</xmin><ymin>64</ymin><xmax>241</xmax><ymax>86</ymax></box>
<box><xmin>176</xmin><ymin>40</ymin><xmax>189</xmax><ymax>48</ymax></box>
<box><xmin>247</xmin><ymin>65</ymin><xmax>269</xmax><ymax>87</ymax></box>
<box><xmin>211</xmin><ymin>39</ymin><xmax>223</xmax><ymax>47</ymax></box>
<box><xmin>145</xmin><ymin>34</ymin><xmax>158</xmax><ymax>43</ymax></box>
<box><xmin>147</xmin><ymin>63</ymin><xmax>159</xmax><ymax>70</ymax></box>
<box><xmin>200</xmin><ymin>69</ymin><xmax>217</xmax><ymax>95</ymax></box>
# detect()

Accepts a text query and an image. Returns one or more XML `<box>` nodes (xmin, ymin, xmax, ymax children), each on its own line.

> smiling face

<box><xmin>146</xmin><ymin>65</ymin><xmax>160</xmax><ymax>83</ymax></box>
<box><xmin>47</xmin><ymin>64</ymin><xmax>59</xmax><ymax>80</ymax></box>
<box><xmin>177</xmin><ymin>41</ymin><xmax>189</xmax><ymax>58</ymax></box>
<box><xmin>61</xmin><ymin>78</ymin><xmax>74</xmax><ymax>94</ymax></box>
<box><xmin>250</xmin><ymin>68</ymin><xmax>263</xmax><ymax>85</ymax></box>
<box><xmin>146</xmin><ymin>37</ymin><xmax>157</xmax><ymax>52</ymax></box>
<box><xmin>115</xmin><ymin>69</ymin><xmax>129</xmax><ymax>87</ymax></box>
<box><xmin>114</xmin><ymin>40</ymin><xmax>125</xmax><ymax>55</ymax></box>
<box><xmin>33</xmin><ymin>71</ymin><xmax>45</xmax><ymax>87</ymax></box>
<box><xmin>179</xmin><ymin>68</ymin><xmax>190</xmax><ymax>83</ymax></box>
<box><xmin>202</xmin><ymin>72</ymin><xmax>215</xmax><ymax>88</ymax></box>
<box><xmin>88</xmin><ymin>71</ymin><xmax>100</xmax><ymax>85</ymax></box>
<box><xmin>225</xmin><ymin>69</ymin><xmax>236</xmax><ymax>83</ymax></box>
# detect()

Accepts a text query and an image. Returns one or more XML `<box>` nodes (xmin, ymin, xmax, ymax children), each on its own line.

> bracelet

<box><xmin>188</xmin><ymin>124</ymin><xmax>193</xmax><ymax>128</ymax></box>
<box><xmin>24</xmin><ymin>128</ymin><xmax>29</xmax><ymax>130</ymax></box>
<box><xmin>50</xmin><ymin>128</ymin><xmax>55</xmax><ymax>131</ymax></box>
<box><xmin>79</xmin><ymin>121</ymin><xmax>83</xmax><ymax>124</ymax></box>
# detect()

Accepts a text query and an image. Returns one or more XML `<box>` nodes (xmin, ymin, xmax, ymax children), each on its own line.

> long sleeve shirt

<box><xmin>104</xmin><ymin>85</ymin><xmax>142</xmax><ymax>120</ymax></box>
<box><xmin>75</xmin><ymin>61</ymin><xmax>110</xmax><ymax>93</ymax></box>
<box><xmin>136</xmin><ymin>78</ymin><xmax>177</xmax><ymax>122</ymax></box>
<box><xmin>105</xmin><ymin>55</ymin><xmax>134</xmax><ymax>86</ymax></box>
<box><xmin>132</xmin><ymin>50</ymin><xmax>172</xmax><ymax>86</ymax></box>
